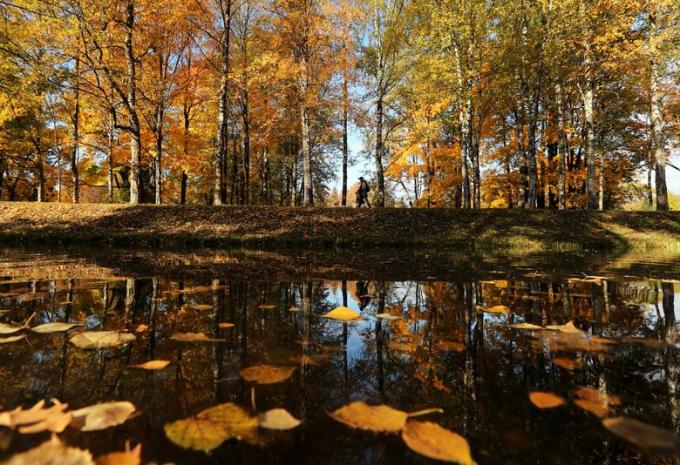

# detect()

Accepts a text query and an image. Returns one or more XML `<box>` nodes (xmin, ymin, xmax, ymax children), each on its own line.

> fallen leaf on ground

<box><xmin>218</xmin><ymin>322</ymin><xmax>235</xmax><ymax>329</ymax></box>
<box><xmin>30</xmin><ymin>323</ymin><xmax>82</xmax><ymax>333</ymax></box>
<box><xmin>70</xmin><ymin>331</ymin><xmax>135</xmax><ymax>349</ymax></box>
<box><xmin>71</xmin><ymin>401</ymin><xmax>136</xmax><ymax>431</ymax></box>
<box><xmin>240</xmin><ymin>365</ymin><xmax>296</xmax><ymax>384</ymax></box>
<box><xmin>0</xmin><ymin>323</ymin><xmax>23</xmax><ymax>335</ymax></box>
<box><xmin>164</xmin><ymin>403</ymin><xmax>258</xmax><ymax>451</ymax></box>
<box><xmin>603</xmin><ymin>417</ymin><xmax>680</xmax><ymax>456</ymax></box>
<box><xmin>322</xmin><ymin>306</ymin><xmax>361</xmax><ymax>321</ymax></box>
<box><xmin>529</xmin><ymin>392</ymin><xmax>565</xmax><ymax>409</ymax></box>
<box><xmin>402</xmin><ymin>421</ymin><xmax>474</xmax><ymax>465</ymax></box>
<box><xmin>0</xmin><ymin>335</ymin><xmax>25</xmax><ymax>344</ymax></box>
<box><xmin>95</xmin><ymin>443</ymin><xmax>141</xmax><ymax>465</ymax></box>
<box><xmin>258</xmin><ymin>409</ymin><xmax>301</xmax><ymax>430</ymax></box>
<box><xmin>130</xmin><ymin>360</ymin><xmax>170</xmax><ymax>370</ymax></box>
<box><xmin>574</xmin><ymin>399</ymin><xmax>611</xmax><ymax>418</ymax></box>
<box><xmin>3</xmin><ymin>436</ymin><xmax>93</xmax><ymax>465</ymax></box>
<box><xmin>170</xmin><ymin>332</ymin><xmax>224</xmax><ymax>343</ymax></box>
<box><xmin>329</xmin><ymin>401</ymin><xmax>442</xmax><ymax>433</ymax></box>
<box><xmin>0</xmin><ymin>399</ymin><xmax>71</xmax><ymax>433</ymax></box>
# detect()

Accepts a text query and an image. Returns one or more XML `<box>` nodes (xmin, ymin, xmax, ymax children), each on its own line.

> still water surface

<box><xmin>1</xmin><ymin>246</ymin><xmax>680</xmax><ymax>464</ymax></box>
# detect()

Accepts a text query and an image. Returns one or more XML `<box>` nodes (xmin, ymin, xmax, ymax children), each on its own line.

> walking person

<box><xmin>355</xmin><ymin>176</ymin><xmax>371</xmax><ymax>208</ymax></box>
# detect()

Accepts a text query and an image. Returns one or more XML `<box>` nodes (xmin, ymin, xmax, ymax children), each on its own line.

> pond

<box><xmin>1</xmin><ymin>245</ymin><xmax>680</xmax><ymax>465</ymax></box>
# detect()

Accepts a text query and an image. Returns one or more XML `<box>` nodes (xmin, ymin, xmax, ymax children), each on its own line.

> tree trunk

<box><xmin>241</xmin><ymin>97</ymin><xmax>250</xmax><ymax>205</ymax></box>
<box><xmin>374</xmin><ymin>92</ymin><xmax>385</xmax><ymax>207</ymax></box>
<box><xmin>456</xmin><ymin>46</ymin><xmax>471</xmax><ymax>209</ymax></box>
<box><xmin>180</xmin><ymin>171</ymin><xmax>187</xmax><ymax>205</ymax></box>
<box><xmin>214</xmin><ymin>0</ymin><xmax>232</xmax><ymax>206</ymax></box>
<box><xmin>556</xmin><ymin>82</ymin><xmax>566</xmax><ymax>209</ymax></box>
<box><xmin>71</xmin><ymin>58</ymin><xmax>80</xmax><ymax>204</ymax></box>
<box><xmin>300</xmin><ymin>53</ymin><xmax>313</xmax><ymax>206</ymax></box>
<box><xmin>125</xmin><ymin>0</ymin><xmax>141</xmax><ymax>204</ymax></box>
<box><xmin>583</xmin><ymin>26</ymin><xmax>597</xmax><ymax>209</ymax></box>
<box><xmin>598</xmin><ymin>157</ymin><xmax>604</xmax><ymax>210</ymax></box>
<box><xmin>155</xmin><ymin>130</ymin><xmax>162</xmax><ymax>205</ymax></box>
<box><xmin>341</xmin><ymin>73</ymin><xmax>349</xmax><ymax>206</ymax></box>
<box><xmin>650</xmin><ymin>8</ymin><xmax>668</xmax><ymax>211</ymax></box>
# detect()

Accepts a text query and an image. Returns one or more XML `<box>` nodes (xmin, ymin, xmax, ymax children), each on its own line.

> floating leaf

<box><xmin>164</xmin><ymin>403</ymin><xmax>258</xmax><ymax>451</ymax></box>
<box><xmin>288</xmin><ymin>306</ymin><xmax>300</xmax><ymax>312</ymax></box>
<box><xmin>170</xmin><ymin>332</ymin><xmax>224</xmax><ymax>343</ymax></box>
<box><xmin>134</xmin><ymin>324</ymin><xmax>149</xmax><ymax>333</ymax></box>
<box><xmin>553</xmin><ymin>356</ymin><xmax>581</xmax><ymax>371</ymax></box>
<box><xmin>0</xmin><ymin>323</ymin><xmax>22</xmax><ymax>335</ymax></box>
<box><xmin>130</xmin><ymin>360</ymin><xmax>170</xmax><ymax>371</ymax></box>
<box><xmin>322</xmin><ymin>306</ymin><xmax>361</xmax><ymax>321</ymax></box>
<box><xmin>375</xmin><ymin>313</ymin><xmax>402</xmax><ymax>321</ymax></box>
<box><xmin>330</xmin><ymin>402</ymin><xmax>408</xmax><ymax>432</ymax></box>
<box><xmin>529</xmin><ymin>392</ymin><xmax>565</xmax><ymax>409</ymax></box>
<box><xmin>573</xmin><ymin>386</ymin><xmax>621</xmax><ymax>406</ymax></box>
<box><xmin>0</xmin><ymin>335</ymin><xmax>25</xmax><ymax>344</ymax></box>
<box><xmin>258</xmin><ymin>409</ymin><xmax>301</xmax><ymax>430</ymax></box>
<box><xmin>0</xmin><ymin>399</ymin><xmax>71</xmax><ymax>433</ymax></box>
<box><xmin>3</xmin><ymin>436</ymin><xmax>93</xmax><ymax>465</ymax></box>
<box><xmin>218</xmin><ymin>322</ymin><xmax>235</xmax><ymax>329</ymax></box>
<box><xmin>574</xmin><ymin>399</ymin><xmax>611</xmax><ymax>418</ymax></box>
<box><xmin>545</xmin><ymin>321</ymin><xmax>583</xmax><ymax>334</ymax></box>
<box><xmin>258</xmin><ymin>304</ymin><xmax>277</xmax><ymax>310</ymax></box>
<box><xmin>71</xmin><ymin>401</ymin><xmax>136</xmax><ymax>431</ymax></box>
<box><xmin>402</xmin><ymin>421</ymin><xmax>474</xmax><ymax>465</ymax></box>
<box><xmin>510</xmin><ymin>322</ymin><xmax>542</xmax><ymax>330</ymax></box>
<box><xmin>240</xmin><ymin>365</ymin><xmax>295</xmax><ymax>384</ymax></box>
<box><xmin>95</xmin><ymin>443</ymin><xmax>141</xmax><ymax>465</ymax></box>
<box><xmin>70</xmin><ymin>331</ymin><xmax>135</xmax><ymax>349</ymax></box>
<box><xmin>329</xmin><ymin>402</ymin><xmax>442</xmax><ymax>433</ymax></box>
<box><xmin>603</xmin><ymin>417</ymin><xmax>680</xmax><ymax>456</ymax></box>
<box><xmin>190</xmin><ymin>304</ymin><xmax>214</xmax><ymax>311</ymax></box>
<box><xmin>31</xmin><ymin>323</ymin><xmax>81</xmax><ymax>334</ymax></box>
<box><xmin>483</xmin><ymin>305</ymin><xmax>510</xmax><ymax>314</ymax></box>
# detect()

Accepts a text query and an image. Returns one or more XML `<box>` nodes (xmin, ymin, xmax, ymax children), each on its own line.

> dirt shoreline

<box><xmin>1</xmin><ymin>202</ymin><xmax>679</xmax><ymax>251</ymax></box>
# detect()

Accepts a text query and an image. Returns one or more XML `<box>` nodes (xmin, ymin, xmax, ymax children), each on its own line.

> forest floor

<box><xmin>1</xmin><ymin>201</ymin><xmax>679</xmax><ymax>253</ymax></box>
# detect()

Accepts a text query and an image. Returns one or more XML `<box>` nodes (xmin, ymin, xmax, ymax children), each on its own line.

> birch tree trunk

<box><xmin>300</xmin><ymin>52</ymin><xmax>313</xmax><ymax>206</ymax></box>
<box><xmin>556</xmin><ymin>82</ymin><xmax>566</xmax><ymax>209</ymax></box>
<box><xmin>214</xmin><ymin>0</ymin><xmax>232</xmax><ymax>206</ymax></box>
<box><xmin>650</xmin><ymin>8</ymin><xmax>668</xmax><ymax>211</ymax></box>
<box><xmin>341</xmin><ymin>72</ymin><xmax>349</xmax><ymax>206</ymax></box>
<box><xmin>374</xmin><ymin>91</ymin><xmax>385</xmax><ymax>207</ymax></box>
<box><xmin>70</xmin><ymin>58</ymin><xmax>80</xmax><ymax>204</ymax></box>
<box><xmin>125</xmin><ymin>0</ymin><xmax>141</xmax><ymax>204</ymax></box>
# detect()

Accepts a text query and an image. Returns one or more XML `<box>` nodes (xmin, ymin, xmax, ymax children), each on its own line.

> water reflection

<box><xmin>0</xmin><ymin>249</ymin><xmax>679</xmax><ymax>464</ymax></box>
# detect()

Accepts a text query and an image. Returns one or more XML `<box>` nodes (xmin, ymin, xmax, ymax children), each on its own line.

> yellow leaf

<box><xmin>3</xmin><ymin>436</ymin><xmax>93</xmax><ymax>465</ymax></box>
<box><xmin>402</xmin><ymin>421</ymin><xmax>474</xmax><ymax>465</ymax></box>
<box><xmin>164</xmin><ymin>403</ymin><xmax>258</xmax><ymax>451</ymax></box>
<box><xmin>30</xmin><ymin>323</ymin><xmax>82</xmax><ymax>333</ymax></box>
<box><xmin>0</xmin><ymin>323</ymin><xmax>22</xmax><ymax>335</ymax></box>
<box><xmin>329</xmin><ymin>402</ymin><xmax>408</xmax><ymax>432</ymax></box>
<box><xmin>130</xmin><ymin>360</ymin><xmax>170</xmax><ymax>370</ymax></box>
<box><xmin>574</xmin><ymin>399</ymin><xmax>610</xmax><ymax>418</ymax></box>
<box><xmin>70</xmin><ymin>331</ymin><xmax>135</xmax><ymax>349</ymax></box>
<box><xmin>71</xmin><ymin>401</ymin><xmax>136</xmax><ymax>431</ymax></box>
<box><xmin>218</xmin><ymin>322</ymin><xmax>235</xmax><ymax>329</ymax></box>
<box><xmin>603</xmin><ymin>417</ymin><xmax>680</xmax><ymax>456</ymax></box>
<box><xmin>258</xmin><ymin>409</ymin><xmax>301</xmax><ymax>430</ymax></box>
<box><xmin>0</xmin><ymin>335</ymin><xmax>25</xmax><ymax>344</ymax></box>
<box><xmin>95</xmin><ymin>443</ymin><xmax>141</xmax><ymax>465</ymax></box>
<box><xmin>322</xmin><ymin>306</ymin><xmax>361</xmax><ymax>321</ymax></box>
<box><xmin>170</xmin><ymin>332</ymin><xmax>224</xmax><ymax>342</ymax></box>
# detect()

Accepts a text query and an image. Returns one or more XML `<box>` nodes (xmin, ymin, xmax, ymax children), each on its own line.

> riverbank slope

<box><xmin>0</xmin><ymin>202</ymin><xmax>678</xmax><ymax>251</ymax></box>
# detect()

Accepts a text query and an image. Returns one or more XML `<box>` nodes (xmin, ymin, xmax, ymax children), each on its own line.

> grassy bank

<box><xmin>1</xmin><ymin>201</ymin><xmax>679</xmax><ymax>251</ymax></box>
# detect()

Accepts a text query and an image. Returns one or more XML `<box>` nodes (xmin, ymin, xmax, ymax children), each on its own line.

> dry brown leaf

<box><xmin>322</xmin><ymin>306</ymin><xmax>361</xmax><ymax>321</ymax></box>
<box><xmin>545</xmin><ymin>321</ymin><xmax>583</xmax><ymax>334</ymax></box>
<box><xmin>529</xmin><ymin>392</ymin><xmax>565</xmax><ymax>409</ymax></box>
<box><xmin>402</xmin><ymin>421</ymin><xmax>474</xmax><ymax>465</ymax></box>
<box><xmin>0</xmin><ymin>323</ymin><xmax>23</xmax><ymax>335</ymax></box>
<box><xmin>0</xmin><ymin>335</ymin><xmax>25</xmax><ymax>344</ymax></box>
<box><xmin>95</xmin><ymin>443</ymin><xmax>141</xmax><ymax>465</ymax></box>
<box><xmin>164</xmin><ymin>403</ymin><xmax>258</xmax><ymax>451</ymax></box>
<box><xmin>603</xmin><ymin>417</ymin><xmax>680</xmax><ymax>456</ymax></box>
<box><xmin>258</xmin><ymin>304</ymin><xmax>277</xmax><ymax>310</ymax></box>
<box><xmin>71</xmin><ymin>401</ymin><xmax>136</xmax><ymax>431</ymax></box>
<box><xmin>574</xmin><ymin>399</ymin><xmax>611</xmax><ymax>418</ymax></box>
<box><xmin>130</xmin><ymin>360</ymin><xmax>170</xmax><ymax>370</ymax></box>
<box><xmin>190</xmin><ymin>304</ymin><xmax>214</xmax><ymax>311</ymax></box>
<box><xmin>170</xmin><ymin>332</ymin><xmax>224</xmax><ymax>343</ymax></box>
<box><xmin>218</xmin><ymin>322</ymin><xmax>235</xmax><ymax>329</ymax></box>
<box><xmin>0</xmin><ymin>399</ymin><xmax>71</xmax><ymax>433</ymax></box>
<box><xmin>30</xmin><ymin>323</ymin><xmax>82</xmax><ymax>334</ymax></box>
<box><xmin>240</xmin><ymin>365</ymin><xmax>296</xmax><ymax>384</ymax></box>
<box><xmin>70</xmin><ymin>331</ymin><xmax>135</xmax><ymax>349</ymax></box>
<box><xmin>3</xmin><ymin>436</ymin><xmax>93</xmax><ymax>465</ymax></box>
<box><xmin>258</xmin><ymin>409</ymin><xmax>301</xmax><ymax>430</ymax></box>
